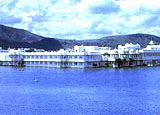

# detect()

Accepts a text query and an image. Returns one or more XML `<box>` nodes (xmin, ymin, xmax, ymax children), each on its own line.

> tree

<box><xmin>129</xmin><ymin>58</ymin><xmax>134</xmax><ymax>65</ymax></box>
<box><xmin>116</xmin><ymin>58</ymin><xmax>123</xmax><ymax>68</ymax></box>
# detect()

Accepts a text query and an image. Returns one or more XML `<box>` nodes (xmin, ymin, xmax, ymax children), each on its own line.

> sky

<box><xmin>0</xmin><ymin>0</ymin><xmax>160</xmax><ymax>40</ymax></box>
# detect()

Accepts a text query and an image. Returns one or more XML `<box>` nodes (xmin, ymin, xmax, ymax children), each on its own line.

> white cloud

<box><xmin>0</xmin><ymin>0</ymin><xmax>160</xmax><ymax>39</ymax></box>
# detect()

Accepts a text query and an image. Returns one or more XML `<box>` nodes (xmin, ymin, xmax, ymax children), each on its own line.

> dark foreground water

<box><xmin>0</xmin><ymin>66</ymin><xmax>160</xmax><ymax>115</ymax></box>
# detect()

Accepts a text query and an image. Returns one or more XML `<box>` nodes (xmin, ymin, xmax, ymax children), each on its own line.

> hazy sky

<box><xmin>0</xmin><ymin>0</ymin><xmax>160</xmax><ymax>39</ymax></box>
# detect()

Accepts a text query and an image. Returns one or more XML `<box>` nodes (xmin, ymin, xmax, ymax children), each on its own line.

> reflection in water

<box><xmin>0</xmin><ymin>66</ymin><xmax>160</xmax><ymax>115</ymax></box>
<box><xmin>12</xmin><ymin>66</ymin><xmax>25</xmax><ymax>71</ymax></box>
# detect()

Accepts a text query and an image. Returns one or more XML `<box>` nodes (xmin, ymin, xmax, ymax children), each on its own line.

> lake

<box><xmin>0</xmin><ymin>66</ymin><xmax>160</xmax><ymax>115</ymax></box>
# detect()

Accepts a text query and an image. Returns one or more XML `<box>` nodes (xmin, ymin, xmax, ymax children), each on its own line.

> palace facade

<box><xmin>0</xmin><ymin>40</ymin><xmax>160</xmax><ymax>68</ymax></box>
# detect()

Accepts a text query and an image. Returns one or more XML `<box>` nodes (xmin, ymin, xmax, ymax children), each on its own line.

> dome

<box><xmin>149</xmin><ymin>40</ymin><xmax>155</xmax><ymax>45</ymax></box>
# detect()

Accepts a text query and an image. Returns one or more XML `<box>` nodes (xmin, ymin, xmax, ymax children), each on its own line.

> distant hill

<box><xmin>0</xmin><ymin>25</ymin><xmax>63</xmax><ymax>50</ymax></box>
<box><xmin>98</xmin><ymin>34</ymin><xmax>160</xmax><ymax>48</ymax></box>
<box><xmin>0</xmin><ymin>24</ymin><xmax>160</xmax><ymax>50</ymax></box>
<box><xmin>0</xmin><ymin>24</ymin><xmax>43</xmax><ymax>43</ymax></box>
<box><xmin>58</xmin><ymin>34</ymin><xmax>160</xmax><ymax>49</ymax></box>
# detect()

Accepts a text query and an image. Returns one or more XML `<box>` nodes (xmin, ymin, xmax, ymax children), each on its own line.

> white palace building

<box><xmin>0</xmin><ymin>40</ymin><xmax>160</xmax><ymax>68</ymax></box>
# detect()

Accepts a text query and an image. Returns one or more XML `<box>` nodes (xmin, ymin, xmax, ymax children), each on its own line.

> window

<box><xmin>74</xmin><ymin>56</ymin><xmax>77</xmax><ymax>58</ymax></box>
<box><xmin>79</xmin><ymin>56</ymin><xmax>83</xmax><ymax>59</ymax></box>
<box><xmin>74</xmin><ymin>62</ymin><xmax>77</xmax><ymax>65</ymax></box>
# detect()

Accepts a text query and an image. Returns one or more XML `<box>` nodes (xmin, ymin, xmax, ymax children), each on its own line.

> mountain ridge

<box><xmin>0</xmin><ymin>24</ymin><xmax>160</xmax><ymax>50</ymax></box>
<box><xmin>0</xmin><ymin>24</ymin><xmax>45</xmax><ymax>43</ymax></box>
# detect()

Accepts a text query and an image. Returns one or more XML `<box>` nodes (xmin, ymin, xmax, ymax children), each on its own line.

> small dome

<box><xmin>149</xmin><ymin>40</ymin><xmax>154</xmax><ymax>45</ymax></box>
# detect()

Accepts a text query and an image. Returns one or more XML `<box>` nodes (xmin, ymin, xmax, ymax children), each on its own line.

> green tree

<box><xmin>116</xmin><ymin>58</ymin><xmax>123</xmax><ymax>68</ymax></box>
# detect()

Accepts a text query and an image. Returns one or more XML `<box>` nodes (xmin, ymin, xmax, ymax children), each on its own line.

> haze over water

<box><xmin>0</xmin><ymin>66</ymin><xmax>160</xmax><ymax>115</ymax></box>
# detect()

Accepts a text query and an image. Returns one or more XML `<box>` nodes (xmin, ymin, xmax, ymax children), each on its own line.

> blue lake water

<box><xmin>0</xmin><ymin>66</ymin><xmax>160</xmax><ymax>115</ymax></box>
